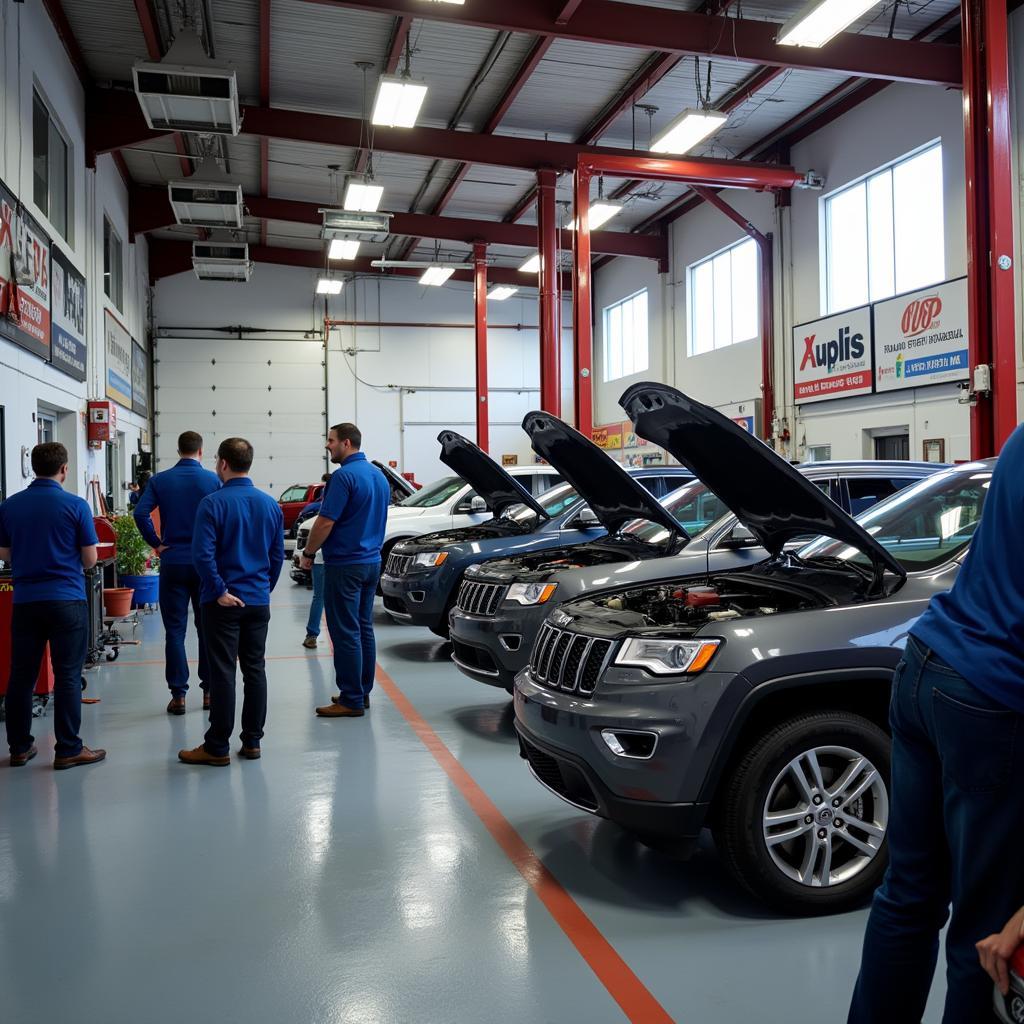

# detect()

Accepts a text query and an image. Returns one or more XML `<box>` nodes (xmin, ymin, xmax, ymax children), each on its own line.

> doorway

<box><xmin>873</xmin><ymin>433</ymin><xmax>910</xmax><ymax>460</ymax></box>
<box><xmin>37</xmin><ymin>410</ymin><xmax>57</xmax><ymax>445</ymax></box>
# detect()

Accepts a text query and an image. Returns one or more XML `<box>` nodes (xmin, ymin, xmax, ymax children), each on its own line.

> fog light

<box><xmin>600</xmin><ymin>729</ymin><xmax>657</xmax><ymax>760</ymax></box>
<box><xmin>409</xmin><ymin>591</ymin><xmax>425</xmax><ymax>603</ymax></box>
<box><xmin>499</xmin><ymin>634</ymin><xmax>522</xmax><ymax>652</ymax></box>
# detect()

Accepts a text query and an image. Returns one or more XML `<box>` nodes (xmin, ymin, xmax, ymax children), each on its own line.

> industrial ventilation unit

<box><xmin>320</xmin><ymin>209</ymin><xmax>392</xmax><ymax>244</ymax></box>
<box><xmin>168</xmin><ymin>158</ymin><xmax>244</xmax><ymax>228</ymax></box>
<box><xmin>192</xmin><ymin>241</ymin><xmax>253</xmax><ymax>282</ymax></box>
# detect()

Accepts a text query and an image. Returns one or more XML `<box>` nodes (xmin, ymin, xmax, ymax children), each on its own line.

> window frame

<box><xmin>103</xmin><ymin>216</ymin><xmax>124</xmax><ymax>312</ymax></box>
<box><xmin>31</xmin><ymin>87</ymin><xmax>72</xmax><ymax>244</ymax></box>
<box><xmin>686</xmin><ymin>236</ymin><xmax>760</xmax><ymax>357</ymax></box>
<box><xmin>601</xmin><ymin>289</ymin><xmax>649</xmax><ymax>384</ymax></box>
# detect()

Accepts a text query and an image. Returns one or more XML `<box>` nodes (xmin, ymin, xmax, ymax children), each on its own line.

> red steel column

<box><xmin>537</xmin><ymin>169</ymin><xmax>561</xmax><ymax>415</ymax></box>
<box><xmin>474</xmin><ymin>241</ymin><xmax>489</xmax><ymax>452</ymax></box>
<box><xmin>573</xmin><ymin>163</ymin><xmax>593</xmax><ymax>437</ymax></box>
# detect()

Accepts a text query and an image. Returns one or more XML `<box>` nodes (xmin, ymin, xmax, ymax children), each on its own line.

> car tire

<box><xmin>714</xmin><ymin>710</ymin><xmax>890</xmax><ymax>916</ymax></box>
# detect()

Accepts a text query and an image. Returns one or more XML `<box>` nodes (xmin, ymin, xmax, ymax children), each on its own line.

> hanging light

<box><xmin>488</xmin><ymin>286</ymin><xmax>518</xmax><ymax>301</ymax></box>
<box><xmin>519</xmin><ymin>253</ymin><xmax>541</xmax><ymax>274</ymax></box>
<box><xmin>420</xmin><ymin>266</ymin><xmax>455</xmax><ymax>286</ymax></box>
<box><xmin>372</xmin><ymin>37</ymin><xmax>428</xmax><ymax>128</ymax></box>
<box><xmin>328</xmin><ymin>239</ymin><xmax>361</xmax><ymax>261</ymax></box>
<box><xmin>343</xmin><ymin>180</ymin><xmax>384</xmax><ymax>212</ymax></box>
<box><xmin>778</xmin><ymin>0</ymin><xmax>881</xmax><ymax>48</ymax></box>
<box><xmin>650</xmin><ymin>108</ymin><xmax>729</xmax><ymax>155</ymax></box>
<box><xmin>316</xmin><ymin>277</ymin><xmax>343</xmax><ymax>295</ymax></box>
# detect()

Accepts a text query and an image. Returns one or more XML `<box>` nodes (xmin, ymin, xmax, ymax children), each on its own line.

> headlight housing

<box><xmin>614</xmin><ymin>637</ymin><xmax>720</xmax><ymax>676</ymax></box>
<box><xmin>412</xmin><ymin>552</ymin><xmax>449</xmax><ymax>568</ymax></box>
<box><xmin>505</xmin><ymin>582</ymin><xmax>557</xmax><ymax>606</ymax></box>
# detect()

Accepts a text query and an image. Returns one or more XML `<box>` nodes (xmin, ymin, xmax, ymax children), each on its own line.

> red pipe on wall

<box><xmin>537</xmin><ymin>169</ymin><xmax>561</xmax><ymax>415</ymax></box>
<box><xmin>573</xmin><ymin>165</ymin><xmax>594</xmax><ymax>438</ymax></box>
<box><xmin>474</xmin><ymin>242</ymin><xmax>490</xmax><ymax>452</ymax></box>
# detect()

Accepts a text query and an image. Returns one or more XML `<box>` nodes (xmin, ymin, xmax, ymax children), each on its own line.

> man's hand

<box><xmin>156</xmin><ymin>545</ymin><xmax>170</xmax><ymax>555</ymax></box>
<box><xmin>977</xmin><ymin>905</ymin><xmax>1024</xmax><ymax>995</ymax></box>
<box><xmin>300</xmin><ymin>554</ymin><xmax>314</xmax><ymax>571</ymax></box>
<box><xmin>217</xmin><ymin>591</ymin><xmax>245</xmax><ymax>608</ymax></box>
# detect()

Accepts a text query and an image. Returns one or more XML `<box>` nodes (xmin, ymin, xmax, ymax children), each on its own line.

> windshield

<box><xmin>502</xmin><ymin>481</ymin><xmax>581</xmax><ymax>524</ymax></box>
<box><xmin>620</xmin><ymin>479</ymin><xmax>728</xmax><ymax>545</ymax></box>
<box><xmin>799</xmin><ymin>466</ymin><xmax>991</xmax><ymax>572</ymax></box>
<box><xmin>399</xmin><ymin>475</ymin><xmax>466</xmax><ymax>508</ymax></box>
<box><xmin>279</xmin><ymin>486</ymin><xmax>307</xmax><ymax>503</ymax></box>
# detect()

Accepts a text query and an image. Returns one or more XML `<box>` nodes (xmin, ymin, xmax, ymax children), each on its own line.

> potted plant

<box><xmin>112</xmin><ymin>515</ymin><xmax>160</xmax><ymax>609</ymax></box>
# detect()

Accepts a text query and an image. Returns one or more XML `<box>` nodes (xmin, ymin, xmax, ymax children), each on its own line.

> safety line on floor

<box><xmin>373</xmin><ymin>663</ymin><xmax>677</xmax><ymax>1024</ymax></box>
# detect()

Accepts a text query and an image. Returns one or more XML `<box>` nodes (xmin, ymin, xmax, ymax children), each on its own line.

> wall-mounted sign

<box><xmin>501</xmin><ymin>454</ymin><xmax>518</xmax><ymax>467</ymax></box>
<box><xmin>718</xmin><ymin>399</ymin><xmax>763</xmax><ymax>438</ymax></box>
<box><xmin>0</xmin><ymin>178</ymin><xmax>51</xmax><ymax>361</ymax></box>
<box><xmin>874</xmin><ymin>278</ymin><xmax>969</xmax><ymax>392</ymax></box>
<box><xmin>592</xmin><ymin>425</ymin><xmax>623</xmax><ymax>451</ymax></box>
<box><xmin>50</xmin><ymin>247</ymin><xmax>87</xmax><ymax>381</ymax></box>
<box><xmin>104</xmin><ymin>309</ymin><xmax>133</xmax><ymax>409</ymax></box>
<box><xmin>793</xmin><ymin>306</ymin><xmax>873</xmax><ymax>405</ymax></box>
<box><xmin>132</xmin><ymin>340</ymin><xmax>150</xmax><ymax>418</ymax></box>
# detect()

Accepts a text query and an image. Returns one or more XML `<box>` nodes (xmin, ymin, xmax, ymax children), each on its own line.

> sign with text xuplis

<box><xmin>793</xmin><ymin>306</ymin><xmax>873</xmax><ymax>405</ymax></box>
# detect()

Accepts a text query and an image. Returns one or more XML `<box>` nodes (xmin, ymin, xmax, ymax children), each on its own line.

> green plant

<box><xmin>112</xmin><ymin>515</ymin><xmax>158</xmax><ymax>577</ymax></box>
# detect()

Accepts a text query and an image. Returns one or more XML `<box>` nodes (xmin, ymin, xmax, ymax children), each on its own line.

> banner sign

<box><xmin>592</xmin><ymin>425</ymin><xmax>623</xmax><ymax>451</ymax></box>
<box><xmin>874</xmin><ymin>278</ymin><xmax>969</xmax><ymax>392</ymax></box>
<box><xmin>793</xmin><ymin>306</ymin><xmax>873</xmax><ymax>404</ymax></box>
<box><xmin>50</xmin><ymin>247</ymin><xmax>87</xmax><ymax>381</ymax></box>
<box><xmin>104</xmin><ymin>310</ymin><xmax>133</xmax><ymax>408</ymax></box>
<box><xmin>132</xmin><ymin>340</ymin><xmax>149</xmax><ymax>417</ymax></box>
<box><xmin>0</xmin><ymin>178</ymin><xmax>51</xmax><ymax>360</ymax></box>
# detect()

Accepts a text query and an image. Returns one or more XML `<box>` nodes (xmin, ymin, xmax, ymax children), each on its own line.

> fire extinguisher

<box><xmin>994</xmin><ymin>946</ymin><xmax>1024</xmax><ymax>1023</ymax></box>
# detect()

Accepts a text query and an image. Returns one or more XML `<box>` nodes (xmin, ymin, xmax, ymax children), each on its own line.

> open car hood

<box><xmin>372</xmin><ymin>460</ymin><xmax>417</xmax><ymax>501</ymax></box>
<box><xmin>437</xmin><ymin>431</ymin><xmax>547</xmax><ymax>518</ymax></box>
<box><xmin>522</xmin><ymin>411</ymin><xmax>687</xmax><ymax>538</ymax></box>
<box><xmin>619</xmin><ymin>382</ymin><xmax>906</xmax><ymax>579</ymax></box>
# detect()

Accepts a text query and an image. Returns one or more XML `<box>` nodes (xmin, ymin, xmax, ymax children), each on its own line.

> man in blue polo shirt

<box><xmin>134</xmin><ymin>430</ymin><xmax>220</xmax><ymax>715</ymax></box>
<box><xmin>179</xmin><ymin>437</ymin><xmax>284</xmax><ymax>767</ymax></box>
<box><xmin>300</xmin><ymin>423</ymin><xmax>389</xmax><ymax>717</ymax></box>
<box><xmin>0</xmin><ymin>443</ymin><xmax>105</xmax><ymax>769</ymax></box>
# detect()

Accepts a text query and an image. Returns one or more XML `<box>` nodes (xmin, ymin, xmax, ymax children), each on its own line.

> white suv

<box><xmin>290</xmin><ymin>465</ymin><xmax>561</xmax><ymax>585</ymax></box>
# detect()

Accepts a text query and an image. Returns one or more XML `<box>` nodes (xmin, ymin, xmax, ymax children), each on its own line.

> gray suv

<box><xmin>513</xmin><ymin>382</ymin><xmax>992</xmax><ymax>915</ymax></box>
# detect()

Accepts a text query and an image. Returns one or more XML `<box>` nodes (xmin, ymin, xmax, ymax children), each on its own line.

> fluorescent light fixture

<box><xmin>425</xmin><ymin>0</ymin><xmax>465</xmax><ymax>5</ymax></box>
<box><xmin>488</xmin><ymin>286</ymin><xmax>518</xmax><ymax>301</ymax></box>
<box><xmin>650</xmin><ymin>108</ymin><xmax>729</xmax><ymax>155</ymax></box>
<box><xmin>316</xmin><ymin>277</ymin><xmax>343</xmax><ymax>295</ymax></box>
<box><xmin>573</xmin><ymin>201</ymin><xmax>623</xmax><ymax>231</ymax></box>
<box><xmin>778</xmin><ymin>0</ymin><xmax>880</xmax><ymax>48</ymax></box>
<box><xmin>328</xmin><ymin>238</ymin><xmax>361</xmax><ymax>261</ymax></box>
<box><xmin>343</xmin><ymin>181</ymin><xmax>384</xmax><ymax>212</ymax></box>
<box><xmin>372</xmin><ymin>74</ymin><xmax>429</xmax><ymax>128</ymax></box>
<box><xmin>519</xmin><ymin>253</ymin><xmax>541</xmax><ymax>274</ymax></box>
<box><xmin>420</xmin><ymin>266</ymin><xmax>456</xmax><ymax>286</ymax></box>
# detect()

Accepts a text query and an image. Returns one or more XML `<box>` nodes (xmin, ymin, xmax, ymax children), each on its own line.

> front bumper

<box><xmin>290</xmin><ymin>553</ymin><xmax>311</xmax><ymax>586</ymax></box>
<box><xmin>449</xmin><ymin>603</ymin><xmax>548</xmax><ymax>689</ymax></box>
<box><xmin>380</xmin><ymin>570</ymin><xmax>451</xmax><ymax>628</ymax></box>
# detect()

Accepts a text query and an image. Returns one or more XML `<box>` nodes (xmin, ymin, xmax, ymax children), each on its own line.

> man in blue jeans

<box><xmin>300</xmin><ymin>423</ymin><xmax>389</xmax><ymax>717</ymax></box>
<box><xmin>134</xmin><ymin>430</ymin><xmax>220</xmax><ymax>715</ymax></box>
<box><xmin>849</xmin><ymin>426</ymin><xmax>1024</xmax><ymax>1023</ymax></box>
<box><xmin>0</xmin><ymin>443</ymin><xmax>105</xmax><ymax>770</ymax></box>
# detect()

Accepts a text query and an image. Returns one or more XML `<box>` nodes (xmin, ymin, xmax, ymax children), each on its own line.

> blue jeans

<box><xmin>6</xmin><ymin>601</ymin><xmax>89</xmax><ymax>759</ymax></box>
<box><xmin>306</xmin><ymin>563</ymin><xmax>325</xmax><ymax>637</ymax></box>
<box><xmin>324</xmin><ymin>562</ymin><xmax>379</xmax><ymax>710</ymax></box>
<box><xmin>159</xmin><ymin>563</ymin><xmax>208</xmax><ymax>696</ymax></box>
<box><xmin>849</xmin><ymin>636</ymin><xmax>1024</xmax><ymax>1023</ymax></box>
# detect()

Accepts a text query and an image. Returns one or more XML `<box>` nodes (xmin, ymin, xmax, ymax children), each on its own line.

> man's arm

<box><xmin>0</xmin><ymin>547</ymin><xmax>10</xmax><ymax>563</ymax></box>
<box><xmin>191</xmin><ymin>501</ymin><xmax>231</xmax><ymax>602</ymax></box>
<box><xmin>78</xmin><ymin>502</ymin><xmax>100</xmax><ymax>571</ymax></box>
<box><xmin>302</xmin><ymin>473</ymin><xmax>348</xmax><ymax>567</ymax></box>
<box><xmin>81</xmin><ymin>546</ymin><xmax>98</xmax><ymax>570</ymax></box>
<box><xmin>300</xmin><ymin>515</ymin><xmax>335</xmax><ymax>570</ymax></box>
<box><xmin>133</xmin><ymin>478</ymin><xmax>163</xmax><ymax>551</ymax></box>
<box><xmin>268</xmin><ymin>506</ymin><xmax>285</xmax><ymax>591</ymax></box>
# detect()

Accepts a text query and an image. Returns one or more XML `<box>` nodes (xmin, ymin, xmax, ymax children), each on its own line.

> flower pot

<box><xmin>103</xmin><ymin>588</ymin><xmax>134</xmax><ymax>618</ymax></box>
<box><xmin>120</xmin><ymin>573</ymin><xmax>160</xmax><ymax>608</ymax></box>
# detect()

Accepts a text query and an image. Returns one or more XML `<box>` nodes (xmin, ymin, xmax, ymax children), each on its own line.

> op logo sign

<box><xmin>901</xmin><ymin>295</ymin><xmax>942</xmax><ymax>338</ymax></box>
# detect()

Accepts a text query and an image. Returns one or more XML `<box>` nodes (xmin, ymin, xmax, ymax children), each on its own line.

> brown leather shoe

<box><xmin>178</xmin><ymin>744</ymin><xmax>230</xmax><ymax>767</ymax></box>
<box><xmin>53</xmin><ymin>746</ymin><xmax>107</xmax><ymax>771</ymax></box>
<box><xmin>332</xmin><ymin>695</ymin><xmax>370</xmax><ymax>709</ymax></box>
<box><xmin>10</xmin><ymin>745</ymin><xmax>38</xmax><ymax>767</ymax></box>
<box><xmin>237</xmin><ymin>746</ymin><xmax>261</xmax><ymax>760</ymax></box>
<box><xmin>316</xmin><ymin>702</ymin><xmax>365</xmax><ymax>718</ymax></box>
<box><xmin>202</xmin><ymin>691</ymin><xmax>211</xmax><ymax>711</ymax></box>
<box><xmin>167</xmin><ymin>696</ymin><xmax>187</xmax><ymax>715</ymax></box>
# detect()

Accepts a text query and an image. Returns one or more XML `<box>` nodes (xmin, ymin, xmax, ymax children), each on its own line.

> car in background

<box><xmin>513</xmin><ymin>381</ymin><xmax>991</xmax><ymax>915</ymax></box>
<box><xmin>381</xmin><ymin>426</ymin><xmax>686</xmax><ymax>636</ymax></box>
<box><xmin>450</xmin><ymin>459</ymin><xmax>943</xmax><ymax>691</ymax></box>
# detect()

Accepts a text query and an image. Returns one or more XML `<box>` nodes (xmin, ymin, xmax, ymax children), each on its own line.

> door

<box><xmin>874</xmin><ymin>434</ymin><xmax>910</xmax><ymax>460</ymax></box>
<box><xmin>37</xmin><ymin>410</ymin><xmax>56</xmax><ymax>445</ymax></box>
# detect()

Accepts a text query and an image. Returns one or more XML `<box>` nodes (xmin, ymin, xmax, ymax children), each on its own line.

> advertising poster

<box><xmin>793</xmin><ymin>306</ymin><xmax>873</xmax><ymax>405</ymax></box>
<box><xmin>132</xmin><ymin>340</ymin><xmax>150</xmax><ymax>417</ymax></box>
<box><xmin>50</xmin><ymin>247</ymin><xmax>87</xmax><ymax>381</ymax></box>
<box><xmin>0</xmin><ymin>177</ymin><xmax>51</xmax><ymax>360</ymax></box>
<box><xmin>591</xmin><ymin>424</ymin><xmax>623</xmax><ymax>451</ymax></box>
<box><xmin>104</xmin><ymin>309</ymin><xmax>133</xmax><ymax>408</ymax></box>
<box><xmin>874</xmin><ymin>278</ymin><xmax>969</xmax><ymax>392</ymax></box>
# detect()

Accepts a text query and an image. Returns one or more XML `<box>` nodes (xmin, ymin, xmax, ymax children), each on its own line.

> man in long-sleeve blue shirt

<box><xmin>134</xmin><ymin>431</ymin><xmax>220</xmax><ymax>715</ymax></box>
<box><xmin>179</xmin><ymin>438</ymin><xmax>284</xmax><ymax>767</ymax></box>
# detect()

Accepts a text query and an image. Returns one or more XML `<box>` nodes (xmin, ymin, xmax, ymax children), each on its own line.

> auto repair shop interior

<box><xmin>0</xmin><ymin>0</ymin><xmax>1021</xmax><ymax>1021</ymax></box>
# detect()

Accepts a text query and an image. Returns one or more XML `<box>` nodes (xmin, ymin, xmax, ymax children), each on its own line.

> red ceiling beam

<box><xmin>554</xmin><ymin>0</ymin><xmax>584</xmax><ymax>24</ymax></box>
<box><xmin>41</xmin><ymin>0</ymin><xmax>91</xmax><ymax>88</ymax></box>
<box><xmin>307</xmin><ymin>0</ymin><xmax>961</xmax><ymax>86</ymax></box>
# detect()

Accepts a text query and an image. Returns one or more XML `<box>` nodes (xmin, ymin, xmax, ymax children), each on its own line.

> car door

<box><xmin>840</xmin><ymin>475</ymin><xmax>924</xmax><ymax>518</ymax></box>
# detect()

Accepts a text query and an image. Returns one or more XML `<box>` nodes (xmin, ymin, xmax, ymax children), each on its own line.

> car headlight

<box><xmin>413</xmin><ymin>552</ymin><xmax>449</xmax><ymax>568</ymax></box>
<box><xmin>614</xmin><ymin>637</ymin><xmax>720</xmax><ymax>676</ymax></box>
<box><xmin>505</xmin><ymin>582</ymin><xmax>557</xmax><ymax>606</ymax></box>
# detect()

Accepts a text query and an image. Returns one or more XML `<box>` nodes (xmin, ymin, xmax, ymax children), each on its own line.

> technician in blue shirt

<box><xmin>0</xmin><ymin>443</ymin><xmax>105</xmax><ymax>770</ymax></box>
<box><xmin>178</xmin><ymin>437</ymin><xmax>284</xmax><ymax>767</ymax></box>
<box><xmin>300</xmin><ymin>423</ymin><xmax>389</xmax><ymax>716</ymax></box>
<box><xmin>134</xmin><ymin>430</ymin><xmax>220</xmax><ymax>715</ymax></box>
<box><xmin>849</xmin><ymin>427</ymin><xmax>1024</xmax><ymax>1023</ymax></box>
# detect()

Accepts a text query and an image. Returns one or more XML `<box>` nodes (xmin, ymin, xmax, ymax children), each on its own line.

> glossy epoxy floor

<box><xmin>0</xmin><ymin>588</ymin><xmax>949</xmax><ymax>1024</ymax></box>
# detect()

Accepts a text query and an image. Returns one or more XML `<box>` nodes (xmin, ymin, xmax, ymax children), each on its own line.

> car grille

<box><xmin>385</xmin><ymin>552</ymin><xmax>413</xmax><ymax>576</ymax></box>
<box><xmin>529</xmin><ymin>623</ymin><xmax>613</xmax><ymax>696</ymax></box>
<box><xmin>456</xmin><ymin>580</ymin><xmax>507</xmax><ymax>616</ymax></box>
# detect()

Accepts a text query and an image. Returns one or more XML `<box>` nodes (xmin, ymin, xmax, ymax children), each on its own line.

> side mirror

<box><xmin>719</xmin><ymin>522</ymin><xmax>758</xmax><ymax>549</ymax></box>
<box><xmin>456</xmin><ymin>494</ymin><xmax>489</xmax><ymax>515</ymax></box>
<box><xmin>569</xmin><ymin>507</ymin><xmax>601</xmax><ymax>529</ymax></box>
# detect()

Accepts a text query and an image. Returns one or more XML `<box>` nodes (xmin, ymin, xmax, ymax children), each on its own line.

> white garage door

<box><xmin>154</xmin><ymin>336</ymin><xmax>327</xmax><ymax>497</ymax></box>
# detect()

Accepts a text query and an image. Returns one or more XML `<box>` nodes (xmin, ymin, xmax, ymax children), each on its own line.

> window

<box><xmin>807</xmin><ymin>444</ymin><xmax>832</xmax><ymax>463</ymax></box>
<box><xmin>688</xmin><ymin>238</ymin><xmax>758</xmax><ymax>356</ymax></box>
<box><xmin>602</xmin><ymin>290</ymin><xmax>648</xmax><ymax>382</ymax></box>
<box><xmin>846</xmin><ymin>476</ymin><xmax>920</xmax><ymax>517</ymax></box>
<box><xmin>32</xmin><ymin>90</ymin><xmax>71</xmax><ymax>242</ymax></box>
<box><xmin>278</xmin><ymin>486</ymin><xmax>309</xmax><ymax>503</ymax></box>
<box><xmin>104</xmin><ymin>217</ymin><xmax>123</xmax><ymax>310</ymax></box>
<box><xmin>824</xmin><ymin>144</ymin><xmax>944</xmax><ymax>313</ymax></box>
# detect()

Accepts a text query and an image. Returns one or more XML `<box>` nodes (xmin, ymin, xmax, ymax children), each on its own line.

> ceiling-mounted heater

<box><xmin>320</xmin><ymin>209</ymin><xmax>392</xmax><ymax>244</ymax></box>
<box><xmin>133</xmin><ymin>30</ymin><xmax>240</xmax><ymax>135</ymax></box>
<box><xmin>192</xmin><ymin>241</ymin><xmax>252</xmax><ymax>282</ymax></box>
<box><xmin>169</xmin><ymin>158</ymin><xmax>244</xmax><ymax>228</ymax></box>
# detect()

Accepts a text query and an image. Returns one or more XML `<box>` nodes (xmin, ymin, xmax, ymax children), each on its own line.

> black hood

<box><xmin>521</xmin><ymin>411</ymin><xmax>686</xmax><ymax>538</ymax></box>
<box><xmin>372</xmin><ymin>460</ymin><xmax>416</xmax><ymax>501</ymax></box>
<box><xmin>619</xmin><ymin>382</ymin><xmax>905</xmax><ymax>579</ymax></box>
<box><xmin>437</xmin><ymin>431</ymin><xmax>547</xmax><ymax>518</ymax></box>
